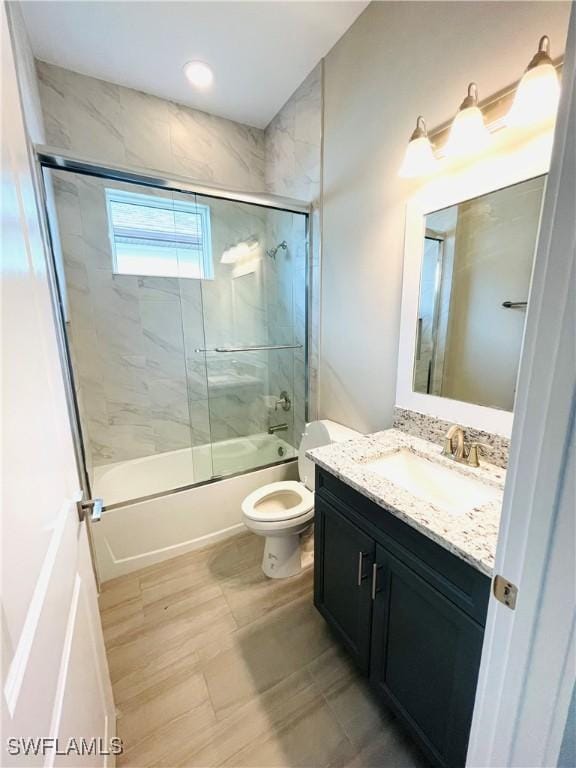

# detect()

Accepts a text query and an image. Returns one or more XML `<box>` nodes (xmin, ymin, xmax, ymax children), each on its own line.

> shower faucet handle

<box><xmin>275</xmin><ymin>391</ymin><xmax>291</xmax><ymax>412</ymax></box>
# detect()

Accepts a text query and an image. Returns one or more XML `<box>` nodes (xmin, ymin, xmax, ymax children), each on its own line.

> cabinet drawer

<box><xmin>316</xmin><ymin>468</ymin><xmax>490</xmax><ymax>625</ymax></box>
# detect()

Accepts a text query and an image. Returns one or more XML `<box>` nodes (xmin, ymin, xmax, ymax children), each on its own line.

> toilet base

<box><xmin>262</xmin><ymin>534</ymin><xmax>302</xmax><ymax>579</ymax></box>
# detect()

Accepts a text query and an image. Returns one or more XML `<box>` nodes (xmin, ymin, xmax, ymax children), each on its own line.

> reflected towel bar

<box><xmin>194</xmin><ymin>344</ymin><xmax>303</xmax><ymax>353</ymax></box>
<box><xmin>502</xmin><ymin>301</ymin><xmax>528</xmax><ymax>309</ymax></box>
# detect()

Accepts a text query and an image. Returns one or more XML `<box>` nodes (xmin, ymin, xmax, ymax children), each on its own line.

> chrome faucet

<box><xmin>442</xmin><ymin>424</ymin><xmax>487</xmax><ymax>467</ymax></box>
<box><xmin>268</xmin><ymin>423</ymin><xmax>288</xmax><ymax>435</ymax></box>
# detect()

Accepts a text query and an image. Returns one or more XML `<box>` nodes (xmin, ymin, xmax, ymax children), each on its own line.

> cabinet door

<box><xmin>314</xmin><ymin>497</ymin><xmax>375</xmax><ymax>672</ymax></box>
<box><xmin>370</xmin><ymin>545</ymin><xmax>484</xmax><ymax>768</ymax></box>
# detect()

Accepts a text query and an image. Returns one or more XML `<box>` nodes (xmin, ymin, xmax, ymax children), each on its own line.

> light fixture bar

<box><xmin>428</xmin><ymin>57</ymin><xmax>563</xmax><ymax>148</ymax></box>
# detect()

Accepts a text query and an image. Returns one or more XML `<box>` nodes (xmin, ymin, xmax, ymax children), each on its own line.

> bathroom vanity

<box><xmin>310</xmin><ymin>430</ymin><xmax>504</xmax><ymax>768</ymax></box>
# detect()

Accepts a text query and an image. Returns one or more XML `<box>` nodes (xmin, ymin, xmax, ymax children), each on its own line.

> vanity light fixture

<box><xmin>444</xmin><ymin>83</ymin><xmax>491</xmax><ymax>158</ymax></box>
<box><xmin>398</xmin><ymin>117</ymin><xmax>437</xmax><ymax>178</ymax></box>
<box><xmin>507</xmin><ymin>35</ymin><xmax>560</xmax><ymax>128</ymax></box>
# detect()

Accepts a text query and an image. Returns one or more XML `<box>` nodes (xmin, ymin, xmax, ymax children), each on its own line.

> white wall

<box><xmin>5</xmin><ymin>1</ymin><xmax>44</xmax><ymax>143</ymax></box>
<box><xmin>2</xmin><ymin>11</ymin><xmax>116</xmax><ymax>755</ymax></box>
<box><xmin>320</xmin><ymin>0</ymin><xmax>571</xmax><ymax>434</ymax></box>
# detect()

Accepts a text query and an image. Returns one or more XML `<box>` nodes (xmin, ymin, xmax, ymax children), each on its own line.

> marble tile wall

<box><xmin>262</xmin><ymin>210</ymin><xmax>308</xmax><ymax>447</ymax></box>
<box><xmin>36</xmin><ymin>61</ymin><xmax>266</xmax><ymax>192</ymax></box>
<box><xmin>193</xmin><ymin>197</ymin><xmax>270</xmax><ymax>448</ymax></box>
<box><xmin>264</xmin><ymin>64</ymin><xmax>323</xmax><ymax>442</ymax></box>
<box><xmin>39</xmin><ymin>59</ymin><xmax>322</xmax><ymax>470</ymax></box>
<box><xmin>52</xmin><ymin>171</ymin><xmax>271</xmax><ymax>468</ymax></box>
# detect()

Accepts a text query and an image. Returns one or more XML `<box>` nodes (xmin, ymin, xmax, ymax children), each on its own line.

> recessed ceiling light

<box><xmin>183</xmin><ymin>61</ymin><xmax>214</xmax><ymax>90</ymax></box>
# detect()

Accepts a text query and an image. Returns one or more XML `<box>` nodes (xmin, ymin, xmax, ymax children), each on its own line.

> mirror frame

<box><xmin>396</xmin><ymin>130</ymin><xmax>552</xmax><ymax>437</ymax></box>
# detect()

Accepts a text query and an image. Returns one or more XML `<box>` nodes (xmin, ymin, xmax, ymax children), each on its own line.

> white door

<box><xmin>467</xmin><ymin>7</ymin><xmax>576</xmax><ymax>767</ymax></box>
<box><xmin>1</xmin><ymin>6</ymin><xmax>116</xmax><ymax>766</ymax></box>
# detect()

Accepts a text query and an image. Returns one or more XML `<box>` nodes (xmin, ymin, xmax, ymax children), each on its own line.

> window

<box><xmin>105</xmin><ymin>189</ymin><xmax>213</xmax><ymax>279</ymax></box>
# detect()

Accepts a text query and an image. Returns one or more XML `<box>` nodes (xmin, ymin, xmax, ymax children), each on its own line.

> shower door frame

<box><xmin>35</xmin><ymin>146</ymin><xmax>313</xmax><ymax>510</ymax></box>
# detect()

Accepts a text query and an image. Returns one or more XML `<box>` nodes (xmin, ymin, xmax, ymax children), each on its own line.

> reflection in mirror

<box><xmin>413</xmin><ymin>175</ymin><xmax>546</xmax><ymax>411</ymax></box>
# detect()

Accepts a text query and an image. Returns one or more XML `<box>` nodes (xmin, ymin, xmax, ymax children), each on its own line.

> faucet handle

<box><xmin>441</xmin><ymin>436</ymin><xmax>453</xmax><ymax>457</ymax></box>
<box><xmin>467</xmin><ymin>442</ymin><xmax>488</xmax><ymax>467</ymax></box>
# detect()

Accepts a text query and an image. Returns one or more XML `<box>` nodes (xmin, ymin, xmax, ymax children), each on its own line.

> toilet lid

<box><xmin>242</xmin><ymin>480</ymin><xmax>314</xmax><ymax>523</ymax></box>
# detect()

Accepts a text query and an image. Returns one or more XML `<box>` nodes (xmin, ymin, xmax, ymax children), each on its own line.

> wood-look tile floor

<box><xmin>99</xmin><ymin>531</ymin><xmax>428</xmax><ymax>768</ymax></box>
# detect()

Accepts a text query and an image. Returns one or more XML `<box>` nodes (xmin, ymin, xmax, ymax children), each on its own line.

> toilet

<box><xmin>242</xmin><ymin>420</ymin><xmax>361</xmax><ymax>578</ymax></box>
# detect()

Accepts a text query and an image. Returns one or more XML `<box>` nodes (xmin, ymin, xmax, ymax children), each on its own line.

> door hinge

<box><xmin>77</xmin><ymin>498</ymin><xmax>103</xmax><ymax>523</ymax></box>
<box><xmin>493</xmin><ymin>574</ymin><xmax>518</xmax><ymax>610</ymax></box>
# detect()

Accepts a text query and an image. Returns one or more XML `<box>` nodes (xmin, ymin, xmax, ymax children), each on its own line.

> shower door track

<box><xmin>36</xmin><ymin>146</ymin><xmax>312</xmax><ymax>214</ymax></box>
<box><xmin>34</xmin><ymin>146</ymin><xmax>313</xmax><ymax>511</ymax></box>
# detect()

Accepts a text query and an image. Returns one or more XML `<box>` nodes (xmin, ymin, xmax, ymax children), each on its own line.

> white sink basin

<box><xmin>364</xmin><ymin>449</ymin><xmax>500</xmax><ymax>516</ymax></box>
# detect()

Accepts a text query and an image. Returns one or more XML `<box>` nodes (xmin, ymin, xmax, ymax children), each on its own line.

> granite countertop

<box><xmin>308</xmin><ymin>428</ymin><xmax>506</xmax><ymax>576</ymax></box>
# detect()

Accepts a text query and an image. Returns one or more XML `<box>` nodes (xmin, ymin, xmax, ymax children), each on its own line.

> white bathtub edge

<box><xmin>93</xmin><ymin>460</ymin><xmax>298</xmax><ymax>582</ymax></box>
<box><xmin>100</xmin><ymin>521</ymin><xmax>246</xmax><ymax>574</ymax></box>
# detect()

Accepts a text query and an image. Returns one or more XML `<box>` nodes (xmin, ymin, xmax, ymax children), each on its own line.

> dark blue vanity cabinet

<box><xmin>313</xmin><ymin>468</ymin><xmax>491</xmax><ymax>768</ymax></box>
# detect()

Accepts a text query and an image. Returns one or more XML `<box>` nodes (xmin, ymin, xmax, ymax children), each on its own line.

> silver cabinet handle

<box><xmin>371</xmin><ymin>563</ymin><xmax>382</xmax><ymax>600</ymax></box>
<box><xmin>357</xmin><ymin>551</ymin><xmax>368</xmax><ymax>586</ymax></box>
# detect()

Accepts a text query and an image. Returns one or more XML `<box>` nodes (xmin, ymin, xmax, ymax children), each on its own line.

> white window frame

<box><xmin>105</xmin><ymin>188</ymin><xmax>213</xmax><ymax>280</ymax></box>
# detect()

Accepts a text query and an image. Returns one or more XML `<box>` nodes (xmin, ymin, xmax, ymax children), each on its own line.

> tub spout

<box><xmin>268</xmin><ymin>423</ymin><xmax>288</xmax><ymax>435</ymax></box>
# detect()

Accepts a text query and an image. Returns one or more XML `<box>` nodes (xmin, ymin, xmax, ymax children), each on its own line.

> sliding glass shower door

<box><xmin>192</xmin><ymin>196</ymin><xmax>307</xmax><ymax>478</ymax></box>
<box><xmin>43</xmin><ymin>166</ymin><xmax>308</xmax><ymax>507</ymax></box>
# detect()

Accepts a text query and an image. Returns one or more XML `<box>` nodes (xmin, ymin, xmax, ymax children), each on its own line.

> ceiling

<box><xmin>20</xmin><ymin>1</ymin><xmax>369</xmax><ymax>129</ymax></box>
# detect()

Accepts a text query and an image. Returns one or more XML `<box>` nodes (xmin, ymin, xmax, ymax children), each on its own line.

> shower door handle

<box><xmin>77</xmin><ymin>497</ymin><xmax>103</xmax><ymax>523</ymax></box>
<box><xmin>194</xmin><ymin>344</ymin><xmax>303</xmax><ymax>353</ymax></box>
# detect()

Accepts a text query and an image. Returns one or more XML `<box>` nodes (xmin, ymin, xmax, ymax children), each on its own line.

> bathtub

<box><xmin>90</xmin><ymin>433</ymin><xmax>299</xmax><ymax>582</ymax></box>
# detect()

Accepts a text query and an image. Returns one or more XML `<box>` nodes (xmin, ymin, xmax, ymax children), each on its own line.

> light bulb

<box><xmin>183</xmin><ymin>61</ymin><xmax>214</xmax><ymax>90</ymax></box>
<box><xmin>507</xmin><ymin>37</ymin><xmax>560</xmax><ymax>128</ymax></box>
<box><xmin>398</xmin><ymin>117</ymin><xmax>437</xmax><ymax>178</ymax></box>
<box><xmin>444</xmin><ymin>83</ymin><xmax>491</xmax><ymax>158</ymax></box>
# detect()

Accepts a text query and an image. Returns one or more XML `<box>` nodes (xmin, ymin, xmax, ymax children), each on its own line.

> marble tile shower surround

<box><xmin>263</xmin><ymin>209</ymin><xmax>308</xmax><ymax>447</ymax></box>
<box><xmin>53</xmin><ymin>171</ymin><xmax>290</xmax><ymax>468</ymax></box>
<box><xmin>392</xmin><ymin>408</ymin><xmax>511</xmax><ymax>469</ymax></box>
<box><xmin>38</xmin><ymin>59</ymin><xmax>322</xmax><ymax>468</ymax></box>
<box><xmin>264</xmin><ymin>65</ymin><xmax>321</xmax><ymax>203</ymax></box>
<box><xmin>264</xmin><ymin>63</ymin><xmax>322</xmax><ymax>430</ymax></box>
<box><xmin>36</xmin><ymin>61</ymin><xmax>265</xmax><ymax>192</ymax></box>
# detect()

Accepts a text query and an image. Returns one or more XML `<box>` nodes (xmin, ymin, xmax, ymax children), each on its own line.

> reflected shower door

<box><xmin>193</xmin><ymin>196</ymin><xmax>308</xmax><ymax>478</ymax></box>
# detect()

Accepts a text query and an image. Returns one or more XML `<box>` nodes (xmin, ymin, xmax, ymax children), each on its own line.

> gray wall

<box><xmin>320</xmin><ymin>1</ymin><xmax>571</xmax><ymax>434</ymax></box>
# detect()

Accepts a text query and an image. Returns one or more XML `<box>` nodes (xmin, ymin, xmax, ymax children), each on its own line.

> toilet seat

<box><xmin>241</xmin><ymin>480</ymin><xmax>313</xmax><ymax>523</ymax></box>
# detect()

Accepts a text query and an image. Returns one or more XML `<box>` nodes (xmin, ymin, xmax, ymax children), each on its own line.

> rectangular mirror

<box><xmin>413</xmin><ymin>175</ymin><xmax>546</xmax><ymax>411</ymax></box>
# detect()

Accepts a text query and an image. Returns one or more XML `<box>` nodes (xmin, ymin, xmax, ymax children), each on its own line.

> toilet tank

<box><xmin>298</xmin><ymin>420</ymin><xmax>361</xmax><ymax>491</ymax></box>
